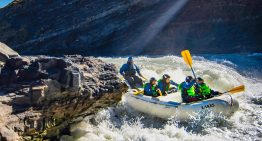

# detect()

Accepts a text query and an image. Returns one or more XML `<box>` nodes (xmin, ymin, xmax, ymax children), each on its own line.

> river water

<box><xmin>62</xmin><ymin>54</ymin><xmax>262</xmax><ymax>141</ymax></box>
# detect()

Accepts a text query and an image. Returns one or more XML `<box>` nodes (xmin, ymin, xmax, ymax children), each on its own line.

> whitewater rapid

<box><xmin>61</xmin><ymin>55</ymin><xmax>262</xmax><ymax>141</ymax></box>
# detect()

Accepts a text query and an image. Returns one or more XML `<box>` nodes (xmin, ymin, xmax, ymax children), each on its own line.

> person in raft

<box><xmin>195</xmin><ymin>77</ymin><xmax>222</xmax><ymax>99</ymax></box>
<box><xmin>143</xmin><ymin>77</ymin><xmax>162</xmax><ymax>97</ymax></box>
<box><xmin>157</xmin><ymin>74</ymin><xmax>178</xmax><ymax>96</ymax></box>
<box><xmin>178</xmin><ymin>76</ymin><xmax>200</xmax><ymax>103</ymax></box>
<box><xmin>120</xmin><ymin>57</ymin><xmax>146</xmax><ymax>89</ymax></box>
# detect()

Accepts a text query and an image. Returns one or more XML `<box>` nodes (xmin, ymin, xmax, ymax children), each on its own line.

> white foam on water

<box><xmin>61</xmin><ymin>56</ymin><xmax>262</xmax><ymax>141</ymax></box>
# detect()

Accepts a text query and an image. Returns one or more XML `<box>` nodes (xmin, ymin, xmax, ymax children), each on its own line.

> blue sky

<box><xmin>0</xmin><ymin>0</ymin><xmax>13</xmax><ymax>8</ymax></box>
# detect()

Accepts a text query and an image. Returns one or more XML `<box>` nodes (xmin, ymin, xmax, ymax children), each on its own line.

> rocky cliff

<box><xmin>0</xmin><ymin>0</ymin><xmax>261</xmax><ymax>56</ymax></box>
<box><xmin>0</xmin><ymin>44</ymin><xmax>127</xmax><ymax>140</ymax></box>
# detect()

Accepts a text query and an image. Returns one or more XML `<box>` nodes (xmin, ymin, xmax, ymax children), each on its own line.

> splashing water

<box><xmin>61</xmin><ymin>55</ymin><xmax>262</xmax><ymax>141</ymax></box>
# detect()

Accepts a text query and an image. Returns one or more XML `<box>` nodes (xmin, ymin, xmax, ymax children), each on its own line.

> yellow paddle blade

<box><xmin>181</xmin><ymin>50</ymin><xmax>193</xmax><ymax>67</ymax></box>
<box><xmin>227</xmin><ymin>85</ymin><xmax>245</xmax><ymax>94</ymax></box>
<box><xmin>133</xmin><ymin>90</ymin><xmax>144</xmax><ymax>95</ymax></box>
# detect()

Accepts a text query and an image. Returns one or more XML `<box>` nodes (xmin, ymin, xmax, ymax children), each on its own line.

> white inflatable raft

<box><xmin>124</xmin><ymin>90</ymin><xmax>239</xmax><ymax>120</ymax></box>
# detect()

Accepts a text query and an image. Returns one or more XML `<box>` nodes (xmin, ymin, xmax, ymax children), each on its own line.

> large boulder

<box><xmin>0</xmin><ymin>42</ymin><xmax>19</xmax><ymax>62</ymax></box>
<box><xmin>0</xmin><ymin>55</ymin><xmax>128</xmax><ymax>140</ymax></box>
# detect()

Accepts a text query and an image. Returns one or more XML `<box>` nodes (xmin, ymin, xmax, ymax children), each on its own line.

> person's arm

<box><xmin>119</xmin><ymin>64</ymin><xmax>125</xmax><ymax>76</ymax></box>
<box><xmin>178</xmin><ymin>83</ymin><xmax>182</xmax><ymax>90</ymax></box>
<box><xmin>183</xmin><ymin>80</ymin><xmax>196</xmax><ymax>89</ymax></box>
<box><xmin>170</xmin><ymin>80</ymin><xmax>179</xmax><ymax>87</ymax></box>
<box><xmin>195</xmin><ymin>84</ymin><xmax>201</xmax><ymax>94</ymax></box>
<box><xmin>135</xmin><ymin>65</ymin><xmax>147</xmax><ymax>80</ymax></box>
<box><xmin>211</xmin><ymin>89</ymin><xmax>222</xmax><ymax>95</ymax></box>
<box><xmin>155</xmin><ymin>85</ymin><xmax>160</xmax><ymax>90</ymax></box>
<box><xmin>135</xmin><ymin>65</ymin><xmax>142</xmax><ymax>77</ymax></box>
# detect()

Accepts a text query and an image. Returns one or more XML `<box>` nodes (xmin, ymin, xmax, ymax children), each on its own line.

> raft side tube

<box><xmin>124</xmin><ymin>92</ymin><xmax>239</xmax><ymax>120</ymax></box>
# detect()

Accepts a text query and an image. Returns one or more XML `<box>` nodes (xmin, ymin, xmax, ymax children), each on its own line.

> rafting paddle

<box><xmin>133</xmin><ymin>90</ymin><xmax>144</xmax><ymax>95</ymax></box>
<box><xmin>181</xmin><ymin>50</ymin><xmax>245</xmax><ymax>95</ymax></box>
<box><xmin>222</xmin><ymin>85</ymin><xmax>245</xmax><ymax>95</ymax></box>
<box><xmin>181</xmin><ymin>50</ymin><xmax>197</xmax><ymax>79</ymax></box>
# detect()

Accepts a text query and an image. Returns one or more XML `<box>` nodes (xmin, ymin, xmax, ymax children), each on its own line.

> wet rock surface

<box><xmin>0</xmin><ymin>50</ymin><xmax>128</xmax><ymax>140</ymax></box>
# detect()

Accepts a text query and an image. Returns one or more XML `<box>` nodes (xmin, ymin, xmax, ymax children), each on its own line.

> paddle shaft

<box><xmin>222</xmin><ymin>91</ymin><xmax>230</xmax><ymax>94</ymax></box>
<box><xmin>222</xmin><ymin>89</ymin><xmax>243</xmax><ymax>95</ymax></box>
<box><xmin>190</xmin><ymin>67</ymin><xmax>197</xmax><ymax>80</ymax></box>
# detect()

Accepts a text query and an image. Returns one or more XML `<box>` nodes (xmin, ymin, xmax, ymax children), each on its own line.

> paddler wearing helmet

<box><xmin>157</xmin><ymin>74</ymin><xmax>178</xmax><ymax>95</ymax></box>
<box><xmin>120</xmin><ymin>57</ymin><xmax>146</xmax><ymax>89</ymax></box>
<box><xmin>195</xmin><ymin>77</ymin><xmax>222</xmax><ymax>99</ymax></box>
<box><xmin>143</xmin><ymin>77</ymin><xmax>162</xmax><ymax>97</ymax></box>
<box><xmin>178</xmin><ymin>76</ymin><xmax>200</xmax><ymax>103</ymax></box>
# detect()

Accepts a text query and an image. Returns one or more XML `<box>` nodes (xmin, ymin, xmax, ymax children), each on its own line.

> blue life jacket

<box><xmin>143</xmin><ymin>83</ymin><xmax>158</xmax><ymax>96</ymax></box>
<box><xmin>157</xmin><ymin>79</ymin><xmax>170</xmax><ymax>93</ymax></box>
<box><xmin>120</xmin><ymin>63</ymin><xmax>140</xmax><ymax>76</ymax></box>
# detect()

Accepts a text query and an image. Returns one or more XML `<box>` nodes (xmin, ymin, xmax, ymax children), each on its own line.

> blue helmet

<box><xmin>127</xmin><ymin>57</ymin><xmax>133</xmax><ymax>63</ymax></box>
<box><xmin>162</xmin><ymin>74</ymin><xmax>170</xmax><ymax>80</ymax></box>
<box><xmin>150</xmin><ymin>77</ymin><xmax>157</xmax><ymax>83</ymax></box>
<box><xmin>186</xmin><ymin>76</ymin><xmax>193</xmax><ymax>82</ymax></box>
<box><xmin>128</xmin><ymin>56</ymin><xmax>133</xmax><ymax>61</ymax></box>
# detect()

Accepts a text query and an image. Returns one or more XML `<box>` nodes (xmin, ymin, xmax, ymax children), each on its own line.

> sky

<box><xmin>0</xmin><ymin>0</ymin><xmax>13</xmax><ymax>8</ymax></box>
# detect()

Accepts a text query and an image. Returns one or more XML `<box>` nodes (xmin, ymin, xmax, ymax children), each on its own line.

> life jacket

<box><xmin>178</xmin><ymin>82</ymin><xmax>196</xmax><ymax>97</ymax></box>
<box><xmin>143</xmin><ymin>83</ymin><xmax>156</xmax><ymax>90</ymax></box>
<box><xmin>124</xmin><ymin>64</ymin><xmax>136</xmax><ymax>76</ymax></box>
<box><xmin>158</xmin><ymin>79</ymin><xmax>170</xmax><ymax>92</ymax></box>
<box><xmin>199</xmin><ymin>83</ymin><xmax>211</xmax><ymax>96</ymax></box>
<box><xmin>143</xmin><ymin>83</ymin><xmax>157</xmax><ymax>96</ymax></box>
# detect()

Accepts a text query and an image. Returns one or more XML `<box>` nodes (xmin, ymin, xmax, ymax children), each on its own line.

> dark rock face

<box><xmin>0</xmin><ymin>55</ymin><xmax>128</xmax><ymax>140</ymax></box>
<box><xmin>0</xmin><ymin>0</ymin><xmax>261</xmax><ymax>56</ymax></box>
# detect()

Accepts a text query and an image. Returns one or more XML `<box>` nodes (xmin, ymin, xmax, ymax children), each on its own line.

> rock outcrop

<box><xmin>0</xmin><ymin>0</ymin><xmax>261</xmax><ymax>55</ymax></box>
<box><xmin>0</xmin><ymin>51</ymin><xmax>127</xmax><ymax>140</ymax></box>
<box><xmin>0</xmin><ymin>42</ymin><xmax>19</xmax><ymax>63</ymax></box>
